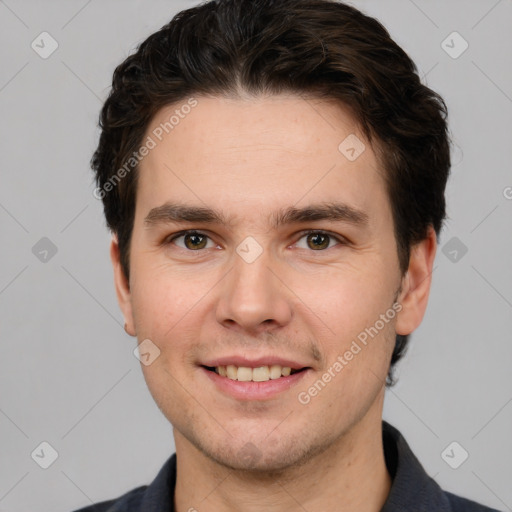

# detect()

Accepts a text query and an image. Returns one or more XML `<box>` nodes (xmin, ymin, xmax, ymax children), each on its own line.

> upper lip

<box><xmin>200</xmin><ymin>356</ymin><xmax>312</xmax><ymax>370</ymax></box>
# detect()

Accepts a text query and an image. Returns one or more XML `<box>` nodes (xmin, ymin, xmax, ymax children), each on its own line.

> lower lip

<box><xmin>201</xmin><ymin>366</ymin><xmax>310</xmax><ymax>400</ymax></box>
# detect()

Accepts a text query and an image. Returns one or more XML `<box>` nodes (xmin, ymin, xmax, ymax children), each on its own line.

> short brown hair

<box><xmin>92</xmin><ymin>0</ymin><xmax>451</xmax><ymax>384</ymax></box>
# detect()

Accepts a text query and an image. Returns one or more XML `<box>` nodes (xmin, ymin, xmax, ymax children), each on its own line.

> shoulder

<box><xmin>381</xmin><ymin>422</ymin><xmax>502</xmax><ymax>512</ymax></box>
<box><xmin>70</xmin><ymin>454</ymin><xmax>176</xmax><ymax>512</ymax></box>
<box><xmin>71</xmin><ymin>485</ymin><xmax>147</xmax><ymax>512</ymax></box>
<box><xmin>445</xmin><ymin>491</ymin><xmax>502</xmax><ymax>512</ymax></box>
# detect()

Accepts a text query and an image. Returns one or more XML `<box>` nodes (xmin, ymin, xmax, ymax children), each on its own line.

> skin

<box><xmin>111</xmin><ymin>94</ymin><xmax>437</xmax><ymax>512</ymax></box>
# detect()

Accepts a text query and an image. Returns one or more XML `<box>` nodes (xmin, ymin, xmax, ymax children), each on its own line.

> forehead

<box><xmin>135</xmin><ymin>94</ymin><xmax>389</xmax><ymax>229</ymax></box>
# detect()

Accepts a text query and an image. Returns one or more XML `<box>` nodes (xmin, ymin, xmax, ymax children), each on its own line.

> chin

<box><xmin>210</xmin><ymin>449</ymin><xmax>303</xmax><ymax>474</ymax></box>
<box><xmin>196</xmin><ymin>432</ymin><xmax>330</xmax><ymax>475</ymax></box>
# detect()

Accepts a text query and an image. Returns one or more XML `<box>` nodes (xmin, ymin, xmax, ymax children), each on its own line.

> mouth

<box><xmin>200</xmin><ymin>363</ymin><xmax>311</xmax><ymax>400</ymax></box>
<box><xmin>199</xmin><ymin>356</ymin><xmax>313</xmax><ymax>400</ymax></box>
<box><xmin>201</xmin><ymin>364</ymin><xmax>308</xmax><ymax>382</ymax></box>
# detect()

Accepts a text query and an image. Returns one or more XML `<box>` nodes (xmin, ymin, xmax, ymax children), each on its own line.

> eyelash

<box><xmin>165</xmin><ymin>229</ymin><xmax>347</xmax><ymax>252</ymax></box>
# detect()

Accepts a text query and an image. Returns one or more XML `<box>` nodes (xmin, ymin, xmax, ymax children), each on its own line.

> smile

<box><xmin>204</xmin><ymin>364</ymin><xmax>305</xmax><ymax>382</ymax></box>
<box><xmin>201</xmin><ymin>364</ymin><xmax>311</xmax><ymax>400</ymax></box>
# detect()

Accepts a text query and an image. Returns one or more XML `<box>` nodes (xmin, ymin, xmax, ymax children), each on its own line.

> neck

<box><xmin>174</xmin><ymin>392</ymin><xmax>391</xmax><ymax>512</ymax></box>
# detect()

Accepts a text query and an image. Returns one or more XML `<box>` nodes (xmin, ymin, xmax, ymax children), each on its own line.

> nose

<box><xmin>215</xmin><ymin>247</ymin><xmax>293</xmax><ymax>334</ymax></box>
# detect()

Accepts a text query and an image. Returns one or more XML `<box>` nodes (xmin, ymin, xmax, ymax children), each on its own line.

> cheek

<box><xmin>131</xmin><ymin>273</ymin><xmax>202</xmax><ymax>408</ymax></box>
<box><xmin>128</xmin><ymin>256</ymin><xmax>213</xmax><ymax>337</ymax></box>
<box><xmin>317</xmin><ymin>317</ymin><xmax>395</xmax><ymax>411</ymax></box>
<box><xmin>299</xmin><ymin>258</ymin><xmax>398</xmax><ymax>382</ymax></box>
<box><xmin>297</xmin><ymin>258</ymin><xmax>396</xmax><ymax>333</ymax></box>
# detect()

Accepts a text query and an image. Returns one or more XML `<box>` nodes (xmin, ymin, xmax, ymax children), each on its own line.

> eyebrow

<box><xmin>144</xmin><ymin>201</ymin><xmax>369</xmax><ymax>229</ymax></box>
<box><xmin>271</xmin><ymin>202</ymin><xmax>368</xmax><ymax>228</ymax></box>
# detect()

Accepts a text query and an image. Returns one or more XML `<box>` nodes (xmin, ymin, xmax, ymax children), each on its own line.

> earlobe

<box><xmin>395</xmin><ymin>227</ymin><xmax>437</xmax><ymax>336</ymax></box>
<box><xmin>110</xmin><ymin>236</ymin><xmax>136</xmax><ymax>337</ymax></box>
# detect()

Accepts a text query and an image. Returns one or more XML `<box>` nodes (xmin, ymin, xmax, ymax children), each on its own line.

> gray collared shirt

<box><xmin>73</xmin><ymin>421</ymin><xmax>501</xmax><ymax>511</ymax></box>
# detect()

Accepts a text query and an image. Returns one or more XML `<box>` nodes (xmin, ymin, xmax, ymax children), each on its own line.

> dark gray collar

<box><xmin>380</xmin><ymin>421</ymin><xmax>451</xmax><ymax>511</ymax></box>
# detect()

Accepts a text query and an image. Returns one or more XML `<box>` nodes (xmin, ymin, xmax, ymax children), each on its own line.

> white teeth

<box><xmin>252</xmin><ymin>366</ymin><xmax>270</xmax><ymax>382</ymax></box>
<box><xmin>226</xmin><ymin>365</ymin><xmax>238</xmax><ymax>380</ymax></box>
<box><xmin>214</xmin><ymin>365</ymin><xmax>295</xmax><ymax>382</ymax></box>
<box><xmin>237</xmin><ymin>367</ymin><xmax>253</xmax><ymax>381</ymax></box>
<box><xmin>269</xmin><ymin>365</ymin><xmax>282</xmax><ymax>379</ymax></box>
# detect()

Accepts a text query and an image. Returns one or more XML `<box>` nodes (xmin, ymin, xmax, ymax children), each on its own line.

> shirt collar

<box><xmin>380</xmin><ymin>420</ymin><xmax>451</xmax><ymax>512</ymax></box>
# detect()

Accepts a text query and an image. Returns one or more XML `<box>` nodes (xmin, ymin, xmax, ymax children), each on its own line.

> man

<box><xmin>78</xmin><ymin>0</ymin><xmax>500</xmax><ymax>510</ymax></box>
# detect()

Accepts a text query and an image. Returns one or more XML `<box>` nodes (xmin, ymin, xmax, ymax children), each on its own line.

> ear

<box><xmin>395</xmin><ymin>226</ymin><xmax>437</xmax><ymax>336</ymax></box>
<box><xmin>110</xmin><ymin>235</ymin><xmax>136</xmax><ymax>336</ymax></box>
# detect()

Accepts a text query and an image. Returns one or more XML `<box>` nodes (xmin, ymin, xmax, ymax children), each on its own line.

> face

<box><xmin>112</xmin><ymin>94</ymin><xmax>434</xmax><ymax>473</ymax></box>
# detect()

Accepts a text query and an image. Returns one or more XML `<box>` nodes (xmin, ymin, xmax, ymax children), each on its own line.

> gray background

<box><xmin>1</xmin><ymin>0</ymin><xmax>511</xmax><ymax>511</ymax></box>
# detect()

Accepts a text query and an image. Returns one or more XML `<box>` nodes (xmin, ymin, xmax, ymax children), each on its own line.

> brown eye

<box><xmin>184</xmin><ymin>233</ymin><xmax>208</xmax><ymax>250</ymax></box>
<box><xmin>306</xmin><ymin>232</ymin><xmax>330</xmax><ymax>250</ymax></box>
<box><xmin>169</xmin><ymin>231</ymin><xmax>214</xmax><ymax>251</ymax></box>
<box><xmin>294</xmin><ymin>231</ymin><xmax>344</xmax><ymax>251</ymax></box>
